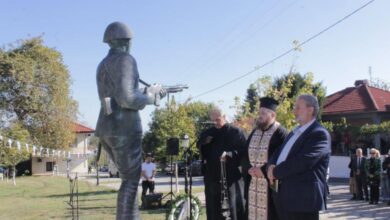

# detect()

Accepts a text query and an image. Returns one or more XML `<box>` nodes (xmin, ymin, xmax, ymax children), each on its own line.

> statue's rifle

<box><xmin>139</xmin><ymin>79</ymin><xmax>188</xmax><ymax>94</ymax></box>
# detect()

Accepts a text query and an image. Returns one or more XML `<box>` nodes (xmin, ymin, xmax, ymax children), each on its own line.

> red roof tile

<box><xmin>323</xmin><ymin>82</ymin><xmax>390</xmax><ymax>115</ymax></box>
<box><xmin>73</xmin><ymin>122</ymin><xmax>95</xmax><ymax>133</ymax></box>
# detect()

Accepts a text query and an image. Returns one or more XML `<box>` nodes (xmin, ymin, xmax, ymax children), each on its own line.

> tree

<box><xmin>143</xmin><ymin>100</ymin><xmax>195</xmax><ymax>161</ymax></box>
<box><xmin>243</xmin><ymin>83</ymin><xmax>259</xmax><ymax>115</ymax></box>
<box><xmin>0</xmin><ymin>122</ymin><xmax>30</xmax><ymax>185</ymax></box>
<box><xmin>268</xmin><ymin>72</ymin><xmax>326</xmax><ymax>130</ymax></box>
<box><xmin>142</xmin><ymin>100</ymin><xmax>213</xmax><ymax>161</ymax></box>
<box><xmin>0</xmin><ymin>37</ymin><xmax>77</xmax><ymax>149</ymax></box>
<box><xmin>234</xmin><ymin>72</ymin><xmax>326</xmax><ymax>131</ymax></box>
<box><xmin>184</xmin><ymin>101</ymin><xmax>214</xmax><ymax>137</ymax></box>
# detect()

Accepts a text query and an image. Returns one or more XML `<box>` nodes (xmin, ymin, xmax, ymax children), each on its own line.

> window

<box><xmin>46</xmin><ymin>162</ymin><xmax>53</xmax><ymax>172</ymax></box>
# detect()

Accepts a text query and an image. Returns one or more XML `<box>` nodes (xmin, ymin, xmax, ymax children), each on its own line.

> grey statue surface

<box><xmin>95</xmin><ymin>21</ymin><xmax>166</xmax><ymax>220</ymax></box>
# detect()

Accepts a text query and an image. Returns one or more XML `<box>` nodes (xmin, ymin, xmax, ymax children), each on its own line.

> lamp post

<box><xmin>181</xmin><ymin>134</ymin><xmax>190</xmax><ymax>194</ymax></box>
<box><xmin>181</xmin><ymin>134</ymin><xmax>193</xmax><ymax>220</ymax></box>
<box><xmin>181</xmin><ymin>134</ymin><xmax>190</xmax><ymax>149</ymax></box>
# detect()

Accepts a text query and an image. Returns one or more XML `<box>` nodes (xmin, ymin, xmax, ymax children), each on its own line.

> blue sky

<box><xmin>1</xmin><ymin>0</ymin><xmax>389</xmax><ymax>130</ymax></box>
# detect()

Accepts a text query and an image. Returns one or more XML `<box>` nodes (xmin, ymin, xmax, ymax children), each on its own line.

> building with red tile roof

<box><xmin>323</xmin><ymin>80</ymin><xmax>390</xmax><ymax>119</ymax></box>
<box><xmin>322</xmin><ymin>80</ymin><xmax>390</xmax><ymax>155</ymax></box>
<box><xmin>72</xmin><ymin>122</ymin><xmax>95</xmax><ymax>134</ymax></box>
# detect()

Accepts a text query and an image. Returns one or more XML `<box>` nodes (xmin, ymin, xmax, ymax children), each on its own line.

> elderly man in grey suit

<box><xmin>267</xmin><ymin>94</ymin><xmax>331</xmax><ymax>220</ymax></box>
<box><xmin>95</xmin><ymin>22</ymin><xmax>166</xmax><ymax>220</ymax></box>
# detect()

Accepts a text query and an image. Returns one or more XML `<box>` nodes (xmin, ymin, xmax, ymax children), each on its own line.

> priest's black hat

<box><xmin>259</xmin><ymin>97</ymin><xmax>279</xmax><ymax>112</ymax></box>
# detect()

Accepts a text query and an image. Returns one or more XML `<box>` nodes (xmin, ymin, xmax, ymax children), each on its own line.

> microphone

<box><xmin>200</xmin><ymin>121</ymin><xmax>216</xmax><ymax>125</ymax></box>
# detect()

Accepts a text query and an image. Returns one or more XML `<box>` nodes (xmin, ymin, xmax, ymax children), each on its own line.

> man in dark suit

<box><xmin>267</xmin><ymin>94</ymin><xmax>331</xmax><ymax>220</ymax></box>
<box><xmin>351</xmin><ymin>148</ymin><xmax>368</xmax><ymax>201</ymax></box>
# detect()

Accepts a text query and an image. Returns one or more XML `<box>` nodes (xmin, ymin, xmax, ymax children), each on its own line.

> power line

<box><xmin>190</xmin><ymin>0</ymin><xmax>376</xmax><ymax>100</ymax></box>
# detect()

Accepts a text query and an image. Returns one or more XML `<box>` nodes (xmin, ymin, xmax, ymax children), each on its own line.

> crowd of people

<box><xmin>349</xmin><ymin>147</ymin><xmax>390</xmax><ymax>206</ymax></box>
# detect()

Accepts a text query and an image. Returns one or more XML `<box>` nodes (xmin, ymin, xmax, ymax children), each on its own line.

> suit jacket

<box><xmin>268</xmin><ymin>121</ymin><xmax>331</xmax><ymax>212</ymax></box>
<box><xmin>350</xmin><ymin>156</ymin><xmax>367</xmax><ymax>177</ymax></box>
<box><xmin>95</xmin><ymin>48</ymin><xmax>150</xmax><ymax>137</ymax></box>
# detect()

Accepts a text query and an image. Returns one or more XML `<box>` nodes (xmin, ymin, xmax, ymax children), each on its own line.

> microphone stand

<box><xmin>182</xmin><ymin>133</ymin><xmax>202</xmax><ymax>220</ymax></box>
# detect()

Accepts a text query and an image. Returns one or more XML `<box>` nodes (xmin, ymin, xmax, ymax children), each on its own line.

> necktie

<box><xmin>358</xmin><ymin>158</ymin><xmax>360</xmax><ymax>168</ymax></box>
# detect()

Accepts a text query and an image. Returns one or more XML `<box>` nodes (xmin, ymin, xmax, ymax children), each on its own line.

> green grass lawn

<box><xmin>0</xmin><ymin>176</ymin><xmax>206</xmax><ymax>220</ymax></box>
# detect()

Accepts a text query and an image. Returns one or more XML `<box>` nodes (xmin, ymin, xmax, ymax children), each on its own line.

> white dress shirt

<box><xmin>276</xmin><ymin>119</ymin><xmax>316</xmax><ymax>165</ymax></box>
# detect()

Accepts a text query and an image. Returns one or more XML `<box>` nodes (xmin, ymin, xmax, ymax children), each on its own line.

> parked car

<box><xmin>99</xmin><ymin>165</ymin><xmax>108</xmax><ymax>172</ymax></box>
<box><xmin>164</xmin><ymin>161</ymin><xmax>185</xmax><ymax>175</ymax></box>
<box><xmin>190</xmin><ymin>160</ymin><xmax>202</xmax><ymax>176</ymax></box>
<box><xmin>164</xmin><ymin>160</ymin><xmax>202</xmax><ymax>176</ymax></box>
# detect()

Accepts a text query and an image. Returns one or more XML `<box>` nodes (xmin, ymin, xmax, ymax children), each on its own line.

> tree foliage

<box><xmin>142</xmin><ymin>99</ymin><xmax>213</xmax><ymax>161</ymax></box>
<box><xmin>234</xmin><ymin>72</ymin><xmax>326</xmax><ymax>131</ymax></box>
<box><xmin>0</xmin><ymin>122</ymin><xmax>30</xmax><ymax>185</ymax></box>
<box><xmin>243</xmin><ymin>83</ymin><xmax>259</xmax><ymax>115</ymax></box>
<box><xmin>0</xmin><ymin>37</ymin><xmax>77</xmax><ymax>149</ymax></box>
<box><xmin>361</xmin><ymin>121</ymin><xmax>390</xmax><ymax>135</ymax></box>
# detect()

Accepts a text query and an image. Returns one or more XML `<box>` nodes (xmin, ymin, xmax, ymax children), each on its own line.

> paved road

<box><xmin>83</xmin><ymin>174</ymin><xmax>390</xmax><ymax>219</ymax></box>
<box><xmin>321</xmin><ymin>182</ymin><xmax>390</xmax><ymax>219</ymax></box>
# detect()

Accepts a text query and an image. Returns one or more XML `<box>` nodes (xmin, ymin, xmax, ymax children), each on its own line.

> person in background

<box><xmin>351</xmin><ymin>148</ymin><xmax>368</xmax><ymax>201</ymax></box>
<box><xmin>382</xmin><ymin>150</ymin><xmax>390</xmax><ymax>205</ymax></box>
<box><xmin>365</xmin><ymin>148</ymin><xmax>381</xmax><ymax>205</ymax></box>
<box><xmin>141</xmin><ymin>153</ymin><xmax>157</xmax><ymax>199</ymax></box>
<box><xmin>348</xmin><ymin>155</ymin><xmax>358</xmax><ymax>200</ymax></box>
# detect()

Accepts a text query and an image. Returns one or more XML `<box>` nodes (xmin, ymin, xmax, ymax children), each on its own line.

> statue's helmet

<box><xmin>103</xmin><ymin>21</ymin><xmax>133</xmax><ymax>43</ymax></box>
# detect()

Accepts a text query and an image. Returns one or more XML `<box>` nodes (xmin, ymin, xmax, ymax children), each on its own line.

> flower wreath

<box><xmin>166</xmin><ymin>193</ymin><xmax>202</xmax><ymax>220</ymax></box>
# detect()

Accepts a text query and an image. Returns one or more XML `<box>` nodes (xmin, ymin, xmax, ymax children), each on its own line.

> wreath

<box><xmin>166</xmin><ymin>194</ymin><xmax>202</xmax><ymax>220</ymax></box>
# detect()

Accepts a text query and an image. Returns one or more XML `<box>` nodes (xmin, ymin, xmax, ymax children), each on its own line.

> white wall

<box><xmin>329</xmin><ymin>156</ymin><xmax>349</xmax><ymax>178</ymax></box>
<box><xmin>32</xmin><ymin>155</ymin><xmax>88</xmax><ymax>175</ymax></box>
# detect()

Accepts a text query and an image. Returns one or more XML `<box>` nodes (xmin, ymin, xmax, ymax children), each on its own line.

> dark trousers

<box><xmin>141</xmin><ymin>180</ymin><xmax>155</xmax><ymax>197</ymax></box>
<box><xmin>369</xmin><ymin>183</ymin><xmax>380</xmax><ymax>202</ymax></box>
<box><xmin>286</xmin><ymin>212</ymin><xmax>319</xmax><ymax>220</ymax></box>
<box><xmin>204</xmin><ymin>176</ymin><xmax>245</xmax><ymax>220</ymax></box>
<box><xmin>355</xmin><ymin>174</ymin><xmax>368</xmax><ymax>199</ymax></box>
<box><xmin>272</xmin><ymin>187</ymin><xmax>319</xmax><ymax>220</ymax></box>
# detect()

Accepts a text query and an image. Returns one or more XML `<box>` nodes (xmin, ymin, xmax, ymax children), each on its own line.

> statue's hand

<box><xmin>146</xmin><ymin>84</ymin><xmax>164</xmax><ymax>106</ymax></box>
<box><xmin>159</xmin><ymin>88</ymin><xmax>167</xmax><ymax>99</ymax></box>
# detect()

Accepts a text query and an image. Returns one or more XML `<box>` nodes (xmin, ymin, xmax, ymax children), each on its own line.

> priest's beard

<box><xmin>257</xmin><ymin>120</ymin><xmax>272</xmax><ymax>131</ymax></box>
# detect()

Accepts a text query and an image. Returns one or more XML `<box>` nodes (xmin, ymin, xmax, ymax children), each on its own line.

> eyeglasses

<box><xmin>370</xmin><ymin>152</ymin><xmax>375</xmax><ymax>154</ymax></box>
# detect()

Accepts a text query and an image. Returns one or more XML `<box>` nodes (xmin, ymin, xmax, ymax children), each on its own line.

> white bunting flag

<box><xmin>32</xmin><ymin>145</ymin><xmax>37</xmax><ymax>156</ymax></box>
<box><xmin>16</xmin><ymin>141</ymin><xmax>21</xmax><ymax>151</ymax></box>
<box><xmin>26</xmin><ymin>143</ymin><xmax>29</xmax><ymax>152</ymax></box>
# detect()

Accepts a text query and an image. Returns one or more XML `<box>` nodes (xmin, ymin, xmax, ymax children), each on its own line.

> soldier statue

<box><xmin>95</xmin><ymin>21</ymin><xmax>166</xmax><ymax>220</ymax></box>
